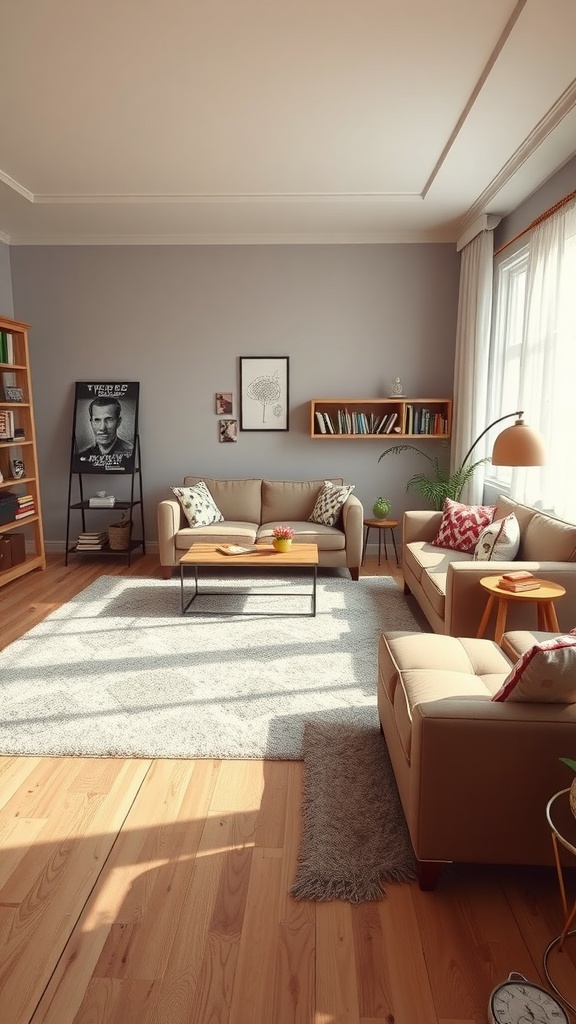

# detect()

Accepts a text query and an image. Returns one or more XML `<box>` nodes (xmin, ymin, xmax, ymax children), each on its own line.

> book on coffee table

<box><xmin>216</xmin><ymin>544</ymin><xmax>258</xmax><ymax>556</ymax></box>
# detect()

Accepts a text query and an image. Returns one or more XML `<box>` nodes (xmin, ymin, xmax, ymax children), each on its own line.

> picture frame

<box><xmin>215</xmin><ymin>392</ymin><xmax>233</xmax><ymax>415</ymax></box>
<box><xmin>239</xmin><ymin>356</ymin><xmax>289</xmax><ymax>431</ymax></box>
<box><xmin>71</xmin><ymin>381</ymin><xmax>140</xmax><ymax>474</ymax></box>
<box><xmin>219</xmin><ymin>418</ymin><xmax>238</xmax><ymax>443</ymax></box>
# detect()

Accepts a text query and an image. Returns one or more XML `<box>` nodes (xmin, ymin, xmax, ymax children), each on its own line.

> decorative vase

<box><xmin>273</xmin><ymin>538</ymin><xmax>292</xmax><ymax>552</ymax></box>
<box><xmin>372</xmin><ymin>497</ymin><xmax>391</xmax><ymax>520</ymax></box>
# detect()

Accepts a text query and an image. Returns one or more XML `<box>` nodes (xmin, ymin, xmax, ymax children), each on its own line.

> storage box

<box><xmin>0</xmin><ymin>537</ymin><xmax>12</xmax><ymax>571</ymax></box>
<box><xmin>7</xmin><ymin>532</ymin><xmax>26</xmax><ymax>566</ymax></box>
<box><xmin>0</xmin><ymin>496</ymin><xmax>18</xmax><ymax>526</ymax></box>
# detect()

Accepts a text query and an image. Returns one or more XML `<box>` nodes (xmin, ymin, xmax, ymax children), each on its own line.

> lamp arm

<box><xmin>460</xmin><ymin>410</ymin><xmax>523</xmax><ymax>469</ymax></box>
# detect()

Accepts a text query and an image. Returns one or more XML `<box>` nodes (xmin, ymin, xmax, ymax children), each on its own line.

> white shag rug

<box><xmin>0</xmin><ymin>572</ymin><xmax>426</xmax><ymax>759</ymax></box>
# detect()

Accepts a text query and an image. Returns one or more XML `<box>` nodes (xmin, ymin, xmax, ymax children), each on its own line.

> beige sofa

<box><xmin>403</xmin><ymin>495</ymin><xmax>576</xmax><ymax>637</ymax></box>
<box><xmin>378</xmin><ymin>628</ymin><xmax>576</xmax><ymax>889</ymax></box>
<box><xmin>157</xmin><ymin>476</ymin><xmax>363</xmax><ymax>579</ymax></box>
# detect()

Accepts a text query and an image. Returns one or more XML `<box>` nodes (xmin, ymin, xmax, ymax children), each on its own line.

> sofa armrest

<box><xmin>445</xmin><ymin>560</ymin><xmax>576</xmax><ymax>637</ymax></box>
<box><xmin>157</xmin><ymin>499</ymin><xmax>183</xmax><ymax>567</ymax></box>
<box><xmin>403</xmin><ymin>510</ymin><xmax>442</xmax><ymax>545</ymax></box>
<box><xmin>341</xmin><ymin>494</ymin><xmax>363</xmax><ymax>568</ymax></box>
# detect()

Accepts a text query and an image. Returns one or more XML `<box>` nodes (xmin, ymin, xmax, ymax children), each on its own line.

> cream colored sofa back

<box><xmin>183</xmin><ymin>476</ymin><xmax>262</xmax><ymax>523</ymax></box>
<box><xmin>261</xmin><ymin>478</ymin><xmax>343</xmax><ymax>524</ymax></box>
<box><xmin>495</xmin><ymin>495</ymin><xmax>576</xmax><ymax>561</ymax></box>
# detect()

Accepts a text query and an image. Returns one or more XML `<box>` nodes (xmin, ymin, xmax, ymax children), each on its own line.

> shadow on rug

<box><xmin>290</xmin><ymin>722</ymin><xmax>417</xmax><ymax>902</ymax></box>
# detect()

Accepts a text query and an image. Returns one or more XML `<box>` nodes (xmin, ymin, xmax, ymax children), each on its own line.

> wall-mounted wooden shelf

<box><xmin>310</xmin><ymin>398</ymin><xmax>452</xmax><ymax>438</ymax></box>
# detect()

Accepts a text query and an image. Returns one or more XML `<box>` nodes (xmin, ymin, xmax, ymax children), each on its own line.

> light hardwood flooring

<box><xmin>1</xmin><ymin>553</ymin><xmax>575</xmax><ymax>1024</ymax></box>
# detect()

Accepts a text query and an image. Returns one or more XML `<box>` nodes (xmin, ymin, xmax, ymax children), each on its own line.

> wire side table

<box><xmin>544</xmin><ymin>788</ymin><xmax>576</xmax><ymax>1013</ymax></box>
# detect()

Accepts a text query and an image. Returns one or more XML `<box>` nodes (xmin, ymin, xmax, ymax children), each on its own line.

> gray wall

<box><xmin>9</xmin><ymin>243</ymin><xmax>459</xmax><ymax>548</ymax></box>
<box><xmin>0</xmin><ymin>242</ymin><xmax>13</xmax><ymax>317</ymax></box>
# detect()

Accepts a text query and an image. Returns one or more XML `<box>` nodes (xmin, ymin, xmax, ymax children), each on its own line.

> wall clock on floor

<box><xmin>489</xmin><ymin>973</ymin><xmax>569</xmax><ymax>1024</ymax></box>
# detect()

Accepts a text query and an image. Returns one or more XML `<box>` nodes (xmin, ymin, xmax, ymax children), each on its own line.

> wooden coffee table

<box><xmin>179</xmin><ymin>542</ymin><xmax>319</xmax><ymax>616</ymax></box>
<box><xmin>476</xmin><ymin>575</ymin><xmax>566</xmax><ymax>645</ymax></box>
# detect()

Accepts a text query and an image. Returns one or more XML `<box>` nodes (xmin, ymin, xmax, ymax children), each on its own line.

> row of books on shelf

<box><xmin>76</xmin><ymin>531</ymin><xmax>109</xmax><ymax>550</ymax></box>
<box><xmin>0</xmin><ymin>332</ymin><xmax>14</xmax><ymax>364</ymax></box>
<box><xmin>0</xmin><ymin>410</ymin><xmax>25</xmax><ymax>443</ymax></box>
<box><xmin>403</xmin><ymin>406</ymin><xmax>449</xmax><ymax>435</ymax></box>
<box><xmin>0</xmin><ymin>491</ymin><xmax>35</xmax><ymax>526</ymax></box>
<box><xmin>315</xmin><ymin>410</ymin><xmax>401</xmax><ymax>435</ymax></box>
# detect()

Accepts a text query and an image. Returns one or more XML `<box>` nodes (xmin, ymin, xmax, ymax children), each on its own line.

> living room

<box><xmin>1</xmin><ymin>2</ymin><xmax>576</xmax><ymax>1022</ymax></box>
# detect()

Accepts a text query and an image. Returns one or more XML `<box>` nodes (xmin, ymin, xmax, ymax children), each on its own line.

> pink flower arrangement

<box><xmin>272</xmin><ymin>525</ymin><xmax>295</xmax><ymax>540</ymax></box>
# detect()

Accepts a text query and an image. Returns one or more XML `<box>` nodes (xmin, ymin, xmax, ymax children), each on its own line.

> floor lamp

<box><xmin>461</xmin><ymin>411</ymin><xmax>546</xmax><ymax>469</ymax></box>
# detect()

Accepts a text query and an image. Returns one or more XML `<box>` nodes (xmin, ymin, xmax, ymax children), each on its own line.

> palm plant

<box><xmin>377</xmin><ymin>443</ymin><xmax>490</xmax><ymax>510</ymax></box>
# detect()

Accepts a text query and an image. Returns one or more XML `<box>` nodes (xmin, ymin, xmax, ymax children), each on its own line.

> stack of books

<box><xmin>76</xmin><ymin>531</ymin><xmax>109</xmax><ymax>551</ymax></box>
<box><xmin>499</xmin><ymin>570</ymin><xmax>541</xmax><ymax>592</ymax></box>
<box><xmin>14</xmin><ymin>494</ymin><xmax>35</xmax><ymax>520</ymax></box>
<box><xmin>88</xmin><ymin>494</ymin><xmax>116</xmax><ymax>508</ymax></box>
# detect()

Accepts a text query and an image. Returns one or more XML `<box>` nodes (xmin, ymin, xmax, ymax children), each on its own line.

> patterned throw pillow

<box><xmin>492</xmin><ymin>635</ymin><xmax>576</xmax><ymax>703</ymax></box>
<box><xmin>433</xmin><ymin>498</ymin><xmax>495</xmax><ymax>553</ymax></box>
<box><xmin>473</xmin><ymin>513</ymin><xmax>520</xmax><ymax>561</ymax></box>
<box><xmin>308</xmin><ymin>481</ymin><xmax>355</xmax><ymax>527</ymax></box>
<box><xmin>171</xmin><ymin>481</ymin><xmax>224</xmax><ymax>528</ymax></box>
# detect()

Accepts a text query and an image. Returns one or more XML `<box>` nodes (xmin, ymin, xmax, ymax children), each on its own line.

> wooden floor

<box><xmin>1</xmin><ymin>553</ymin><xmax>575</xmax><ymax>1024</ymax></box>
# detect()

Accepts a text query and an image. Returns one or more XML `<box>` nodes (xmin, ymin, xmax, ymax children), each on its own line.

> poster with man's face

<box><xmin>71</xmin><ymin>382</ymin><xmax>140</xmax><ymax>474</ymax></box>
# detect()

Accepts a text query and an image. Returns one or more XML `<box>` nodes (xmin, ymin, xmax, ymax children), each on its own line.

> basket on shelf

<box><xmin>107</xmin><ymin>510</ymin><xmax>132</xmax><ymax>551</ymax></box>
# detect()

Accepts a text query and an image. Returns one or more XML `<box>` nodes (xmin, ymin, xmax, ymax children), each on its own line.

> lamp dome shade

<box><xmin>491</xmin><ymin>419</ymin><xmax>546</xmax><ymax>466</ymax></box>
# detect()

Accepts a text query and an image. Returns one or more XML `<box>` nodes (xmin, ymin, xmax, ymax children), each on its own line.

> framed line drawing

<box><xmin>239</xmin><ymin>356</ymin><xmax>289</xmax><ymax>431</ymax></box>
<box><xmin>71</xmin><ymin>381</ymin><xmax>140</xmax><ymax>474</ymax></box>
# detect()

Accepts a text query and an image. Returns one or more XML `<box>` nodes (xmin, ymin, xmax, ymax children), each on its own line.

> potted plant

<box><xmin>272</xmin><ymin>525</ymin><xmax>295</xmax><ymax>552</ymax></box>
<box><xmin>377</xmin><ymin>443</ymin><xmax>490</xmax><ymax>511</ymax></box>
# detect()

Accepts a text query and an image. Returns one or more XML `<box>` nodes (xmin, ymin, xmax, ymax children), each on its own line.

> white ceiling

<box><xmin>1</xmin><ymin>0</ymin><xmax>575</xmax><ymax>245</ymax></box>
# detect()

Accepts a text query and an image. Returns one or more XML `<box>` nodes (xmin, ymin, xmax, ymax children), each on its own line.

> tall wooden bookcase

<box><xmin>0</xmin><ymin>316</ymin><xmax>46</xmax><ymax>586</ymax></box>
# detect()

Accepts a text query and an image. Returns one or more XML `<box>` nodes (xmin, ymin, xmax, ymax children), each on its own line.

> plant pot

<box><xmin>372</xmin><ymin>497</ymin><xmax>391</xmax><ymax>520</ymax></box>
<box><xmin>273</xmin><ymin>538</ymin><xmax>292</xmax><ymax>552</ymax></box>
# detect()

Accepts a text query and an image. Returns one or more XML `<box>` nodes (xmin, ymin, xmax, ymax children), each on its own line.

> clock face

<box><xmin>491</xmin><ymin>980</ymin><xmax>568</xmax><ymax>1024</ymax></box>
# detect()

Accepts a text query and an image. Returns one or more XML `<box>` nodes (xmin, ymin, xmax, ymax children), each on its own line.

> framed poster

<box><xmin>239</xmin><ymin>356</ymin><xmax>289</xmax><ymax>431</ymax></box>
<box><xmin>71</xmin><ymin>381</ymin><xmax>140</xmax><ymax>474</ymax></box>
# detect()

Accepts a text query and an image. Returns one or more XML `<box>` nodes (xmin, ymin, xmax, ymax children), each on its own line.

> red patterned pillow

<box><xmin>492</xmin><ymin>635</ymin><xmax>576</xmax><ymax>703</ymax></box>
<box><xmin>433</xmin><ymin>498</ymin><xmax>496</xmax><ymax>553</ymax></box>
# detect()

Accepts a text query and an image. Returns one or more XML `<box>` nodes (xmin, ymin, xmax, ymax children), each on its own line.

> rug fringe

<box><xmin>289</xmin><ymin>866</ymin><xmax>416</xmax><ymax>904</ymax></box>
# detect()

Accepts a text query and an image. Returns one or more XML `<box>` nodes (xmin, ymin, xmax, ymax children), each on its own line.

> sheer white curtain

<box><xmin>450</xmin><ymin>229</ymin><xmax>494</xmax><ymax>504</ymax></box>
<box><xmin>511</xmin><ymin>200</ymin><xmax>576</xmax><ymax>519</ymax></box>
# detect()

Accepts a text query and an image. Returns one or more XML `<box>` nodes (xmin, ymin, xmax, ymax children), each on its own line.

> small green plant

<box><xmin>377</xmin><ymin>443</ymin><xmax>490</xmax><ymax>511</ymax></box>
<box><xmin>560</xmin><ymin>757</ymin><xmax>576</xmax><ymax>773</ymax></box>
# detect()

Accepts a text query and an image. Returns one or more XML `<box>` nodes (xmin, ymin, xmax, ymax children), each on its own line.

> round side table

<box><xmin>544</xmin><ymin>788</ymin><xmax>576</xmax><ymax>1013</ymax></box>
<box><xmin>361</xmin><ymin>518</ymin><xmax>399</xmax><ymax>567</ymax></box>
<box><xmin>476</xmin><ymin>576</ymin><xmax>566</xmax><ymax>645</ymax></box>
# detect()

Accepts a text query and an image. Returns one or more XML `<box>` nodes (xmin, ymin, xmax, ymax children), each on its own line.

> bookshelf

<box><xmin>0</xmin><ymin>316</ymin><xmax>46</xmax><ymax>586</ymax></box>
<box><xmin>310</xmin><ymin>398</ymin><xmax>452</xmax><ymax>438</ymax></box>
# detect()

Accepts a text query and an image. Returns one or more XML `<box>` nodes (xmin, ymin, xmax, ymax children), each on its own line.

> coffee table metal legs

<box><xmin>180</xmin><ymin>564</ymin><xmax>317</xmax><ymax>616</ymax></box>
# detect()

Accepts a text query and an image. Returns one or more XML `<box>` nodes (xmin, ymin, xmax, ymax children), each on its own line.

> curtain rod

<box><xmin>494</xmin><ymin>186</ymin><xmax>576</xmax><ymax>256</ymax></box>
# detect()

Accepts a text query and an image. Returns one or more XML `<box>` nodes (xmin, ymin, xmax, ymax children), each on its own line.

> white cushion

<box><xmin>473</xmin><ymin>513</ymin><xmax>520</xmax><ymax>561</ymax></box>
<box><xmin>492</xmin><ymin>634</ymin><xmax>576</xmax><ymax>703</ymax></box>
<box><xmin>171</xmin><ymin>481</ymin><xmax>224</xmax><ymax>528</ymax></box>
<box><xmin>308</xmin><ymin>481</ymin><xmax>354</xmax><ymax>527</ymax></box>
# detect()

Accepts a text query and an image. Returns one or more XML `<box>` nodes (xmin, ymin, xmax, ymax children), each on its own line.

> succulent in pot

<box><xmin>272</xmin><ymin>525</ymin><xmax>295</xmax><ymax>552</ymax></box>
<box><xmin>372</xmin><ymin>497</ymin><xmax>391</xmax><ymax>519</ymax></box>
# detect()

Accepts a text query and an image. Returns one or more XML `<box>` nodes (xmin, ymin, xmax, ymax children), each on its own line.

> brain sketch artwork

<box><xmin>246</xmin><ymin>370</ymin><xmax>283</xmax><ymax>422</ymax></box>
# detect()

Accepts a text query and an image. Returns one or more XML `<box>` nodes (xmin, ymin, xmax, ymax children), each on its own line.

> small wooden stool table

<box><xmin>361</xmin><ymin>518</ymin><xmax>399</xmax><ymax>566</ymax></box>
<box><xmin>476</xmin><ymin>576</ymin><xmax>566</xmax><ymax>646</ymax></box>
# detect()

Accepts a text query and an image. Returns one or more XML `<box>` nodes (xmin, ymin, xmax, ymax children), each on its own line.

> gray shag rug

<box><xmin>0</xmin><ymin>572</ymin><xmax>426</xmax><ymax>759</ymax></box>
<box><xmin>290</xmin><ymin>722</ymin><xmax>417</xmax><ymax>901</ymax></box>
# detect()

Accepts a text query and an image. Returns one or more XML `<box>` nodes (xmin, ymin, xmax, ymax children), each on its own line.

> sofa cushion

<box><xmin>433</xmin><ymin>498</ymin><xmax>495</xmax><ymax>553</ymax></box>
<box><xmin>522</xmin><ymin>511</ymin><xmax>576</xmax><ymax>562</ymax></box>
<box><xmin>309</xmin><ymin>481</ymin><xmax>355</xmax><ymax>526</ymax></box>
<box><xmin>403</xmin><ymin>541</ymin><xmax>469</xmax><ymax>585</ymax></box>
<box><xmin>473</xmin><ymin>513</ymin><xmax>520</xmax><ymax>561</ymax></box>
<box><xmin>183</xmin><ymin>477</ymin><xmax>262</xmax><ymax>523</ymax></box>
<box><xmin>171</xmin><ymin>482</ymin><xmax>224</xmax><ymax>528</ymax></box>
<box><xmin>175</xmin><ymin>522</ymin><xmax>258</xmax><ymax>549</ymax></box>
<box><xmin>261</xmin><ymin>478</ymin><xmax>342</xmax><ymax>524</ymax></box>
<box><xmin>493</xmin><ymin>634</ymin><xmax>576</xmax><ymax>703</ymax></box>
<box><xmin>257</xmin><ymin>521</ymin><xmax>345</xmax><ymax>551</ymax></box>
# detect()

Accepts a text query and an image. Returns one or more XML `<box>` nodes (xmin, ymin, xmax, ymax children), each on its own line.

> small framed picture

<box><xmin>215</xmin><ymin>392</ymin><xmax>233</xmax><ymax>415</ymax></box>
<box><xmin>11</xmin><ymin>457</ymin><xmax>25</xmax><ymax>479</ymax></box>
<box><xmin>5</xmin><ymin>386</ymin><xmax>24</xmax><ymax>402</ymax></box>
<box><xmin>239</xmin><ymin>356</ymin><xmax>289</xmax><ymax>431</ymax></box>
<box><xmin>219</xmin><ymin>419</ymin><xmax>238</xmax><ymax>443</ymax></box>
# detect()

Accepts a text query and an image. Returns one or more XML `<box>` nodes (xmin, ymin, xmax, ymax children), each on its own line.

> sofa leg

<box><xmin>417</xmin><ymin>860</ymin><xmax>445</xmax><ymax>891</ymax></box>
<box><xmin>349</xmin><ymin>567</ymin><xmax>359</xmax><ymax>581</ymax></box>
<box><xmin>160</xmin><ymin>566</ymin><xmax>174</xmax><ymax>580</ymax></box>
<box><xmin>403</xmin><ymin>579</ymin><xmax>411</xmax><ymax>595</ymax></box>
